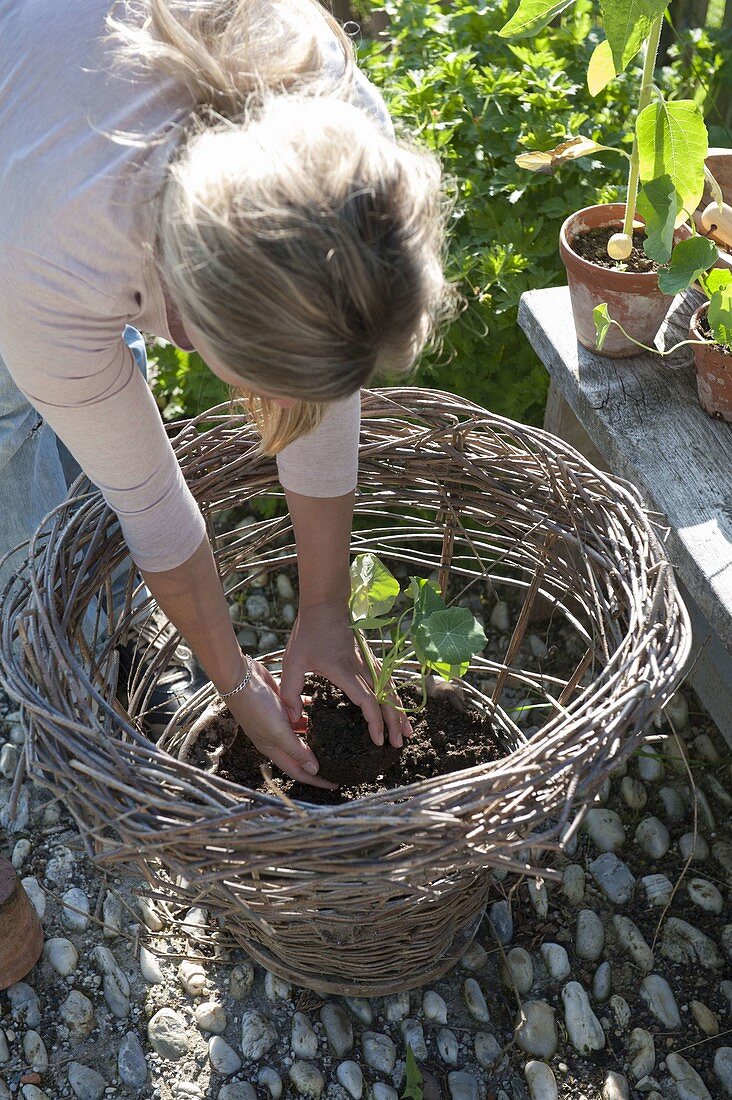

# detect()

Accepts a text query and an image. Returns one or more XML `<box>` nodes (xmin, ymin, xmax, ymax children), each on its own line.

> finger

<box><xmin>267</xmin><ymin>748</ymin><xmax>338</xmax><ymax>790</ymax></box>
<box><xmin>379</xmin><ymin>686</ymin><xmax>410</xmax><ymax>748</ymax></box>
<box><xmin>279</xmin><ymin>656</ymin><xmax>306</xmax><ymax>724</ymax></box>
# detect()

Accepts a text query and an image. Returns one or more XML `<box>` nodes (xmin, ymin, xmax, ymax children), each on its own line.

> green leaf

<box><xmin>657</xmin><ymin>235</ymin><xmax>719</xmax><ymax>295</ymax></box>
<box><xmin>602</xmin><ymin>0</ymin><xmax>669</xmax><ymax>73</ymax></box>
<box><xmin>414</xmin><ymin>607</ymin><xmax>487</xmax><ymax>668</ymax></box>
<box><xmin>593</xmin><ymin>303</ymin><xmax>613</xmax><ymax>351</ymax></box>
<box><xmin>636</xmin><ymin>175</ymin><xmax>678</xmax><ymax>264</ymax></box>
<box><xmin>708</xmin><ymin>282</ymin><xmax>732</xmax><ymax>348</ymax></box>
<box><xmin>401</xmin><ymin>1045</ymin><xmax>423</xmax><ymax>1100</ymax></box>
<box><xmin>587</xmin><ymin>39</ymin><xmax>616</xmax><ymax>96</ymax></box>
<box><xmin>431</xmin><ymin>658</ymin><xmax>471</xmax><ymax>682</ymax></box>
<box><xmin>700</xmin><ymin>268</ymin><xmax>732</xmax><ymax>298</ymax></box>
<box><xmin>349</xmin><ymin>554</ymin><xmax>400</xmax><ymax>622</ymax></box>
<box><xmin>498</xmin><ymin>0</ymin><xmax>576</xmax><ymax>40</ymax></box>
<box><xmin>636</xmin><ymin>100</ymin><xmax>708</xmax><ymax>227</ymax></box>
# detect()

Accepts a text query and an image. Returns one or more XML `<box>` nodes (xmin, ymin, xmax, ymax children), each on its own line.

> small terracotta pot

<box><xmin>560</xmin><ymin>203</ymin><xmax>687</xmax><ymax>358</ymax></box>
<box><xmin>0</xmin><ymin>855</ymin><xmax>44</xmax><ymax>989</ymax></box>
<box><xmin>689</xmin><ymin>302</ymin><xmax>732</xmax><ymax>422</ymax></box>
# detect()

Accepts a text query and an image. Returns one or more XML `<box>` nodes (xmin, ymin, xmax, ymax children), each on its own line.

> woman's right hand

<box><xmin>223</xmin><ymin>659</ymin><xmax>336</xmax><ymax>789</ymax></box>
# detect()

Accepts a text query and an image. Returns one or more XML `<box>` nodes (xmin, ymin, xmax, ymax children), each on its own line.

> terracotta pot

<box><xmin>689</xmin><ymin>302</ymin><xmax>732</xmax><ymax>422</ymax></box>
<box><xmin>560</xmin><ymin>203</ymin><xmax>688</xmax><ymax>358</ymax></box>
<box><xmin>0</xmin><ymin>855</ymin><xmax>44</xmax><ymax>989</ymax></box>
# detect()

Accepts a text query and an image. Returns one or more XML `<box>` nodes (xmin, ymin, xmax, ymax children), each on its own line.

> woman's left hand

<box><xmin>280</xmin><ymin>599</ymin><xmax>413</xmax><ymax>748</ymax></box>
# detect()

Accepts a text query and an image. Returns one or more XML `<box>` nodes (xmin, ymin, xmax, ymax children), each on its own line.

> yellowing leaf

<box><xmin>516</xmin><ymin>135</ymin><xmax>618</xmax><ymax>172</ymax></box>
<box><xmin>587</xmin><ymin>39</ymin><xmax>616</xmax><ymax>96</ymax></box>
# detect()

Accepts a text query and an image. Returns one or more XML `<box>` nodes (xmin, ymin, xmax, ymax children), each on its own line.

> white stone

<box><xmin>660</xmin><ymin>917</ymin><xmax>723</xmax><ymax>970</ymax></box>
<box><xmin>584</xmin><ymin>809</ymin><xmax>625</xmax><ymax>852</ymax></box>
<box><xmin>0</xmin><ymin>1029</ymin><xmax>8</xmax><ymax>1062</ymax></box>
<box><xmin>67</xmin><ymin>1061</ymin><xmax>106</xmax><ymax>1100</ymax></box>
<box><xmin>384</xmin><ymin>992</ymin><xmax>410</xmax><ymax>1023</ymax></box>
<box><xmin>620</xmin><ymin>776</ymin><xmax>647</xmax><ymax>810</ymax></box>
<box><xmin>641</xmin><ymin>873</ymin><xmax>673</xmax><ymax>908</ymax></box>
<box><xmin>320</xmin><ymin>1004</ymin><xmax>353</xmax><ymax>1056</ymax></box>
<box><xmin>61</xmin><ymin>887</ymin><xmax>90</xmax><ymax>932</ymax></box>
<box><xmin>102</xmin><ymin>891</ymin><xmax>123</xmax><ymax>938</ymax></box>
<box><xmin>463</xmin><ymin>978</ymin><xmax>490</xmax><ymax>1022</ymax></box>
<box><xmin>336</xmin><ymin>1061</ymin><xmax>363</xmax><ymax>1100</ymax></box>
<box><xmin>423</xmin><ymin>990</ymin><xmax>447</xmax><ymax>1024</ymax></box>
<box><xmin>640</xmin><ymin>975</ymin><xmax>680</xmax><ymax>1028</ymax></box>
<box><xmin>246</xmin><ymin>594</ymin><xmax>270</xmax><ymax>622</ymax></box>
<box><xmin>666</xmin><ymin>1052</ymin><xmax>713</xmax><ymax>1100</ymax></box>
<box><xmin>628</xmin><ymin>1027</ymin><xmax>655</xmax><ymax>1081</ymax></box>
<box><xmin>291</xmin><ymin>1013</ymin><xmax>318</xmax><ymax>1059</ymax></box>
<box><xmin>147</xmin><ymin>1008</ymin><xmax>188</xmax><ymax>1061</ymax></box>
<box><xmin>528</xmin><ymin>633</ymin><xmax>548</xmax><ymax>659</ymax></box>
<box><xmin>589</xmin><ymin>853</ymin><xmax>635</xmax><ymax>904</ymax></box>
<box><xmin>691</xmin><ymin>1001</ymin><xmax>719</xmax><ymax>1036</ymax></box>
<box><xmin>540</xmin><ymin>943</ymin><xmax>570</xmax><ymax>981</ymax></box>
<box><xmin>475</xmin><ymin>1031</ymin><xmax>501</xmax><ymax>1069</ymax></box>
<box><xmin>44</xmin><ymin>937</ymin><xmax>78</xmax><ymax>976</ymax></box>
<box><xmin>437</xmin><ymin>1028</ymin><xmax>459</xmax><ymax>1065</ymax></box>
<box><xmin>178</xmin><ymin>959</ymin><xmax>207</xmax><ymax>997</ymax></box>
<box><xmin>23</xmin><ymin>1032</ymin><xmax>48</xmax><ymax>1073</ymax></box>
<box><xmin>713</xmin><ymin>1047</ymin><xmax>732</xmax><ymax>1098</ymax></box>
<box><xmin>195</xmin><ymin>1000</ymin><xmax>226</xmax><ymax>1034</ymax></box>
<box><xmin>562</xmin><ymin>864</ymin><xmax>585</xmax><ymax>905</ymax></box>
<box><xmin>0</xmin><ymin>743</ymin><xmax>19</xmax><ymax>780</ymax></box>
<box><xmin>593</xmin><ymin>961</ymin><xmax>612</xmax><ymax>1002</ymax></box>
<box><xmin>229</xmin><ymin>961</ymin><xmax>254</xmax><ymax>999</ymax></box>
<box><xmin>602</xmin><ymin>1071</ymin><xmax>630</xmax><ymax>1100</ymax></box>
<box><xmin>490</xmin><ymin>600</ymin><xmax>510</xmax><ymax>632</ymax></box>
<box><xmin>687</xmin><ymin>878</ymin><xmax>724</xmax><ymax>915</ymax></box>
<box><xmin>502</xmin><ymin>947</ymin><xmax>533</xmax><ymax>994</ymax></box>
<box><xmin>257</xmin><ymin>1068</ymin><xmax>283</xmax><ymax>1100</ymax></box>
<box><xmin>344</xmin><ymin>997</ymin><xmax>373</xmax><ymax>1025</ymax></box>
<box><xmin>361</xmin><ymin>1032</ymin><xmax>396</xmax><ymax>1075</ymax></box>
<box><xmin>11</xmin><ymin>838</ymin><xmax>31</xmax><ymax>870</ymax></box>
<box><xmin>139</xmin><ymin>945</ymin><xmax>164</xmax><ymax>984</ymax></box>
<box><xmin>488</xmin><ymin>899</ymin><xmax>513</xmax><ymax>944</ymax></box>
<box><xmin>610</xmin><ymin>995</ymin><xmax>631</xmax><ymax>1029</ymax></box>
<box><xmin>136</xmin><ymin>896</ymin><xmax>164</xmax><ymax>931</ymax></box>
<box><xmin>240</xmin><ymin>1010</ymin><xmax>277</xmax><ymax>1061</ymax></box>
<box><xmin>117</xmin><ymin>1032</ymin><xmax>147</xmax><ymax>1090</ymax></box>
<box><xmin>658</xmin><ymin>786</ymin><xmax>687</xmax><ymax>824</ymax></box>
<box><xmin>664</xmin><ymin>691</ymin><xmax>689</xmax><ymax>730</ymax></box>
<box><xmin>562</xmin><ymin>982</ymin><xmax>605</xmax><ymax>1054</ymax></box>
<box><xmin>288</xmin><ymin>1061</ymin><xmax>324</xmax><ymax>1098</ymax></box>
<box><xmin>527</xmin><ymin>879</ymin><xmax>549</xmax><ymax>917</ymax></box>
<box><xmin>634</xmin><ymin>817</ymin><xmax>671</xmax><ymax>860</ymax></box>
<box><xmin>372</xmin><ymin>1087</ymin><xmax>398</xmax><ymax>1100</ymax></box>
<box><xmin>264</xmin><ymin>970</ymin><xmax>291</xmax><ymax>1001</ymax></box>
<box><xmin>525</xmin><ymin>1060</ymin><xmax>558</xmax><ymax>1100</ymax></box>
<box><xmin>448</xmin><ymin>1071</ymin><xmax>480</xmax><ymax>1100</ymax></box>
<box><xmin>219</xmin><ymin>1083</ymin><xmax>257</xmax><ymax>1100</ymax></box>
<box><xmin>59</xmin><ymin>990</ymin><xmax>94</xmax><ymax>1041</ymax></box>
<box><xmin>208</xmin><ymin>1036</ymin><xmax>242</xmax><ymax>1076</ymax></box>
<box><xmin>20</xmin><ymin>877</ymin><xmax>45</xmax><ymax>920</ymax></box>
<box><xmin>637</xmin><ymin>749</ymin><xmax>664</xmax><ymax>783</ymax></box>
<box><xmin>275</xmin><ymin>573</ymin><xmax>295</xmax><ymax>599</ymax></box>
<box><xmin>514</xmin><ymin>1001</ymin><xmax>558</xmax><ymax>1059</ymax></box>
<box><xmin>576</xmin><ymin>909</ymin><xmax>604</xmax><ymax>961</ymax></box>
<box><xmin>460</xmin><ymin>940</ymin><xmax>487</xmax><ymax>971</ymax></box>
<box><xmin>613</xmin><ymin>915</ymin><xmax>653</xmax><ymax>971</ymax></box>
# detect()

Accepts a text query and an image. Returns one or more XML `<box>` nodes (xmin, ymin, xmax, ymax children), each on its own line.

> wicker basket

<box><xmin>0</xmin><ymin>388</ymin><xmax>691</xmax><ymax>996</ymax></box>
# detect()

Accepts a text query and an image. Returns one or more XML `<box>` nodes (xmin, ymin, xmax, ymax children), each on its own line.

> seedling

<box><xmin>401</xmin><ymin>1044</ymin><xmax>424</xmax><ymax>1100</ymax></box>
<box><xmin>348</xmin><ymin>553</ymin><xmax>487</xmax><ymax>712</ymax></box>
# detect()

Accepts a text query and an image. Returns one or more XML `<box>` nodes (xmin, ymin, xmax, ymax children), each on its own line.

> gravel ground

<box><xmin>0</xmin><ymin>564</ymin><xmax>730</xmax><ymax>1100</ymax></box>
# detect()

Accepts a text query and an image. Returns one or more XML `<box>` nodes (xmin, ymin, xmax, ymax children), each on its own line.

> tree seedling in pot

<box><xmin>348</xmin><ymin>552</ymin><xmax>487</xmax><ymax>711</ymax></box>
<box><xmin>498</xmin><ymin>0</ymin><xmax>726</xmax><ymax>270</ymax></box>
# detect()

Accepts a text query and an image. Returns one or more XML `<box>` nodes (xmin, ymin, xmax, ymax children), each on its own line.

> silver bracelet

<box><xmin>218</xmin><ymin>655</ymin><xmax>254</xmax><ymax>700</ymax></box>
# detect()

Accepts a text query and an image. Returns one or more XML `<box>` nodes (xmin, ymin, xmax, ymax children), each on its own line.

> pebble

<box><xmin>641</xmin><ymin>873</ymin><xmax>673</xmax><ymax>908</ymax></box>
<box><xmin>344</xmin><ymin>997</ymin><xmax>373</xmax><ymax>1025</ymax></box>
<box><xmin>61</xmin><ymin>886</ymin><xmax>90</xmax><ymax>932</ymax></box>
<box><xmin>664</xmin><ymin>690</ymin><xmax>689</xmax><ymax>729</ymax></box>
<box><xmin>44</xmin><ymin>937</ymin><xmax>78</xmax><ymax>976</ymax></box>
<box><xmin>448</xmin><ymin>1071</ymin><xmax>480</xmax><ymax>1100</ymax></box>
<box><xmin>437</xmin><ymin>1028</ymin><xmax>459</xmax><ymax>1065</ymax></box>
<box><xmin>540</xmin><ymin>943</ymin><xmax>571</xmax><ymax>981</ymax></box>
<box><xmin>219</xmin><ymin>1084</ymin><xmax>256</xmax><ymax>1100</ymax></box>
<box><xmin>502</xmin><ymin>947</ymin><xmax>533</xmax><ymax>993</ymax></box>
<box><xmin>281</xmin><ymin>603</ymin><xmax>296</xmax><ymax>626</ymax></box>
<box><xmin>562</xmin><ymin>981</ymin><xmax>605</xmax><ymax>1054</ymax></box>
<box><xmin>639</xmin><ymin>974</ymin><xmax>681</xmax><ymax>1028</ymax></box>
<box><xmin>92</xmin><ymin>945</ymin><xmax>130</xmax><ymax>1018</ymax></box>
<box><xmin>117</xmin><ymin>1032</ymin><xmax>147</xmax><ymax>1089</ymax></box>
<box><xmin>229</xmin><ymin>961</ymin><xmax>254</xmax><ymax>999</ymax></box>
<box><xmin>291</xmin><ymin>1013</ymin><xmax>318</xmax><ymax>1059</ymax></box>
<box><xmin>23</xmin><ymin>1032</ymin><xmax>48</xmax><ymax>1073</ymax></box>
<box><xmin>21</xmin><ymin>877</ymin><xmax>45</xmax><ymax>919</ymax></box>
<box><xmin>679</xmin><ymin>833</ymin><xmax>710</xmax><ymax>861</ymax></box>
<box><xmin>195</xmin><ymin>1000</ymin><xmax>226</xmax><ymax>1034</ymax></box>
<box><xmin>384</xmin><ymin>992</ymin><xmax>410</xmax><ymax>1022</ymax></box>
<box><xmin>245</xmin><ymin>594</ymin><xmax>270</xmax><ymax>621</ymax></box>
<box><xmin>589</xmin><ymin>853</ymin><xmax>635</xmax><ymax>904</ymax></box>
<box><xmin>658</xmin><ymin>786</ymin><xmax>687</xmax><ymax>823</ymax></box>
<box><xmin>101</xmin><ymin>891</ymin><xmax>123</xmax><ymax>938</ymax></box>
<box><xmin>195</xmin><ymin>1031</ymin><xmax>235</xmax><ymax>1074</ymax></box>
<box><xmin>463</xmin><ymin>978</ymin><xmax>490</xmax><ymax>1022</ymax></box>
<box><xmin>583</xmin><ymin>809</ymin><xmax>626</xmax><ymax>852</ymax></box>
<box><xmin>562</xmin><ymin>864</ymin><xmax>585</xmax><ymax>905</ymax></box>
<box><xmin>525</xmin><ymin>1060</ymin><xmax>558</xmax><ymax>1100</ymax></box>
<box><xmin>400</xmin><ymin>1019</ymin><xmax>427</xmax><ymax>1061</ymax></box>
<box><xmin>275</xmin><ymin>573</ymin><xmax>295</xmax><ymax>599</ymax></box>
<box><xmin>178</xmin><ymin>959</ymin><xmax>207</xmax><ymax>997</ymax></box>
<box><xmin>240</xmin><ymin>1010</ymin><xmax>277</xmax><ymax>1061</ymax></box>
<box><xmin>691</xmin><ymin>1000</ymin><xmax>719</xmax><ymax>1036</ymax></box>
<box><xmin>361</xmin><ymin>1032</ymin><xmax>396</xmax><ymax>1075</ymax></box>
<box><xmin>687</xmin><ymin>878</ymin><xmax>724</xmax><ymax>915</ymax></box>
<box><xmin>136</xmin><ymin>896</ymin><xmax>164</xmax><ymax>931</ymax></box>
<box><xmin>576</xmin><ymin>909</ymin><xmax>605</xmax><ymax>960</ymax></box>
<box><xmin>722</xmin><ymin>980</ymin><xmax>732</xmax><ymax>1010</ymax></box>
<box><xmin>490</xmin><ymin>600</ymin><xmax>510</xmax><ymax>632</ymax></box>
<box><xmin>288</xmin><ymin>1060</ymin><xmax>324</xmax><ymax>1098</ymax></box>
<box><xmin>336</xmin><ymin>1061</ymin><xmax>364</xmax><ymax>1100</ymax></box>
<box><xmin>628</xmin><ymin>1027</ymin><xmax>655</xmax><ymax>1080</ymax></box>
<box><xmin>609</xmin><ymin>995</ymin><xmax>631</xmax><ymax>1029</ymax></box>
<box><xmin>593</xmin><ymin>961</ymin><xmax>612</xmax><ymax>1002</ymax></box>
<box><xmin>0</xmin><ymin>743</ymin><xmax>19</xmax><ymax>780</ymax></box>
<box><xmin>258</xmin><ymin>630</ymin><xmax>278</xmax><ymax>652</ymax></box>
<box><xmin>147</xmin><ymin>1008</ymin><xmax>189</xmax><ymax>1061</ymax></box>
<box><xmin>258</xmin><ymin>1068</ymin><xmax>283</xmax><ymax>1099</ymax></box>
<box><xmin>320</xmin><ymin>1004</ymin><xmax>353</xmax><ymax>1056</ymax></box>
<box><xmin>67</xmin><ymin>1062</ymin><xmax>105</xmax><ymax>1100</ymax></box>
<box><xmin>488</xmin><ymin>899</ymin><xmax>513</xmax><ymax>944</ymax></box>
<box><xmin>372</xmin><ymin>1087</ymin><xmax>397</xmax><ymax>1100</ymax></box>
<box><xmin>514</xmin><ymin>1001</ymin><xmax>558</xmax><ymax>1059</ymax></box>
<box><xmin>460</xmin><ymin>940</ymin><xmax>487</xmax><ymax>971</ymax></box>
<box><xmin>620</xmin><ymin>776</ymin><xmax>647</xmax><ymax>811</ymax></box>
<box><xmin>637</xmin><ymin>748</ymin><xmax>664</xmax><ymax>782</ymax></box>
<box><xmin>602</xmin><ymin>1071</ymin><xmax>630</xmax><ymax>1100</ymax></box>
<box><xmin>527</xmin><ymin>878</ymin><xmax>549</xmax><ymax>917</ymax></box>
<box><xmin>139</xmin><ymin>945</ymin><xmax>164</xmax><ymax>984</ymax></box>
<box><xmin>263</xmin><ymin>971</ymin><xmax>291</xmax><ymax>1001</ymax></box>
<box><xmin>58</xmin><ymin>990</ymin><xmax>94</xmax><ymax>1041</ymax></box>
<box><xmin>666</xmin><ymin>1052</ymin><xmax>713</xmax><ymax>1100</ymax></box>
<box><xmin>423</xmin><ymin>990</ymin><xmax>448</xmax><ymax>1024</ymax></box>
<box><xmin>635</xmin><ymin>817</ymin><xmax>671</xmax><ymax>859</ymax></box>
<box><xmin>660</xmin><ymin>917</ymin><xmax>724</xmax><ymax>970</ymax></box>
<box><xmin>475</xmin><ymin>1031</ymin><xmax>501</xmax><ymax>1069</ymax></box>
<box><xmin>528</xmin><ymin>633</ymin><xmax>548</xmax><ymax>659</ymax></box>
<box><xmin>613</xmin><ymin>915</ymin><xmax>654</xmax><ymax>971</ymax></box>
<box><xmin>713</xmin><ymin>1047</ymin><xmax>732</xmax><ymax>1097</ymax></box>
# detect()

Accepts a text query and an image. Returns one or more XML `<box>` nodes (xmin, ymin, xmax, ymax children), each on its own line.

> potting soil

<box><xmin>571</xmin><ymin>224</ymin><xmax>659</xmax><ymax>273</ymax></box>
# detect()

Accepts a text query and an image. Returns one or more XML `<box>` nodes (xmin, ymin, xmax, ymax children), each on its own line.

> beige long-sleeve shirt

<box><xmin>0</xmin><ymin>0</ymin><xmax>392</xmax><ymax>571</ymax></box>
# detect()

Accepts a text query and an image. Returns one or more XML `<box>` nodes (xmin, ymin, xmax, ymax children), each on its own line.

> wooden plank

<box><xmin>517</xmin><ymin>284</ymin><xmax>732</xmax><ymax>655</ymax></box>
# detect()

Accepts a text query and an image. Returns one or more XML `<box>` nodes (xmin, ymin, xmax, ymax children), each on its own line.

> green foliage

<box><xmin>402</xmin><ymin>1045</ymin><xmax>424</xmax><ymax>1100</ymax></box>
<box><xmin>356</xmin><ymin>0</ymin><xmax>724</xmax><ymax>423</ymax></box>
<box><xmin>146</xmin><ymin>340</ymin><xmax>230</xmax><ymax>422</ymax></box>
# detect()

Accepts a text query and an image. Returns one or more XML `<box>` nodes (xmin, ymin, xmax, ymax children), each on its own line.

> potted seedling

<box><xmin>498</xmin><ymin>0</ymin><xmax>729</xmax><ymax>357</ymax></box>
<box><xmin>594</xmin><ymin>264</ymin><xmax>732</xmax><ymax>421</ymax></box>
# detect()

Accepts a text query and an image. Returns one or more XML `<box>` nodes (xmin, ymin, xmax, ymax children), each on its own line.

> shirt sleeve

<box><xmin>0</xmin><ymin>262</ymin><xmax>207</xmax><ymax>573</ymax></box>
<box><xmin>276</xmin><ymin>390</ymin><xmax>361</xmax><ymax>497</ymax></box>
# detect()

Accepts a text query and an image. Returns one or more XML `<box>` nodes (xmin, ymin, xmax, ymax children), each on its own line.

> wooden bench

<box><xmin>518</xmin><ymin>284</ymin><xmax>732</xmax><ymax>747</ymax></box>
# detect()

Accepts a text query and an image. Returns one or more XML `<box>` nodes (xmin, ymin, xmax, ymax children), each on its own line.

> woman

<box><xmin>0</xmin><ymin>0</ymin><xmax>455</xmax><ymax>787</ymax></box>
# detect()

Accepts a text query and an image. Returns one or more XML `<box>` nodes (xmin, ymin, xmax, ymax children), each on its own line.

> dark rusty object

<box><xmin>0</xmin><ymin>854</ymin><xmax>44</xmax><ymax>990</ymax></box>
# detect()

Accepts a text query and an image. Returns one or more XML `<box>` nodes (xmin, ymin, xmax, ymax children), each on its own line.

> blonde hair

<box><xmin>110</xmin><ymin>1</ymin><xmax>459</xmax><ymax>453</ymax></box>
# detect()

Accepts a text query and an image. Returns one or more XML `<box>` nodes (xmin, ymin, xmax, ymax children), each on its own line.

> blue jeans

<box><xmin>0</xmin><ymin>326</ymin><xmax>151</xmax><ymax>635</ymax></box>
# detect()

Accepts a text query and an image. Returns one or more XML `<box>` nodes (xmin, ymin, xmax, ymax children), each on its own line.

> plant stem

<box><xmin>622</xmin><ymin>14</ymin><xmax>665</xmax><ymax>240</ymax></box>
<box><xmin>606</xmin><ymin>317</ymin><xmax>716</xmax><ymax>355</ymax></box>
